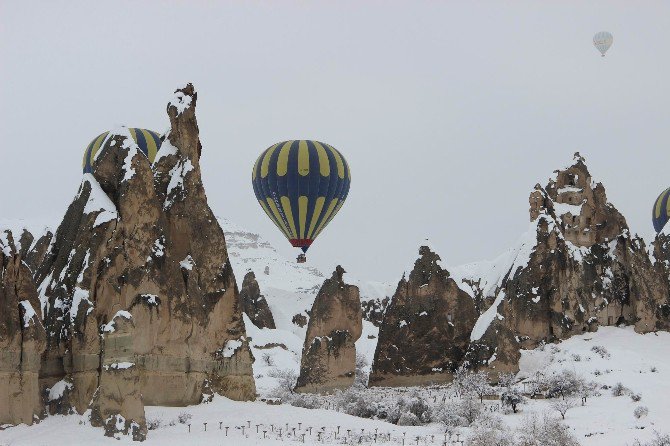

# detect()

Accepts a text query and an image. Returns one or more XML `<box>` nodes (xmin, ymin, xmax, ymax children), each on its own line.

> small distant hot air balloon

<box><xmin>251</xmin><ymin>140</ymin><xmax>351</xmax><ymax>263</ymax></box>
<box><xmin>593</xmin><ymin>31</ymin><xmax>613</xmax><ymax>57</ymax></box>
<box><xmin>82</xmin><ymin>128</ymin><xmax>162</xmax><ymax>174</ymax></box>
<box><xmin>652</xmin><ymin>188</ymin><xmax>670</xmax><ymax>233</ymax></box>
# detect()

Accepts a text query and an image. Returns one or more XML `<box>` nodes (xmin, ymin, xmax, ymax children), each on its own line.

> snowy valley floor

<box><xmin>0</xmin><ymin>326</ymin><xmax>668</xmax><ymax>446</ymax></box>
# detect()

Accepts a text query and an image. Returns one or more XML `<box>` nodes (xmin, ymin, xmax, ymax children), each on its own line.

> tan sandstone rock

<box><xmin>295</xmin><ymin>266</ymin><xmax>362</xmax><ymax>393</ymax></box>
<box><xmin>33</xmin><ymin>84</ymin><xmax>255</xmax><ymax>439</ymax></box>
<box><xmin>0</xmin><ymin>249</ymin><xmax>46</xmax><ymax>426</ymax></box>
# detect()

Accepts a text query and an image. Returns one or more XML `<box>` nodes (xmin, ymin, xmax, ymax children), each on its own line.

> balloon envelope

<box><xmin>251</xmin><ymin>140</ymin><xmax>351</xmax><ymax>252</ymax></box>
<box><xmin>653</xmin><ymin>188</ymin><xmax>670</xmax><ymax>233</ymax></box>
<box><xmin>593</xmin><ymin>31</ymin><xmax>613</xmax><ymax>56</ymax></box>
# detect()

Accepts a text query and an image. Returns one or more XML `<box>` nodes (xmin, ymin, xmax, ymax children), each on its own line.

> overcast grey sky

<box><xmin>1</xmin><ymin>1</ymin><xmax>669</xmax><ymax>282</ymax></box>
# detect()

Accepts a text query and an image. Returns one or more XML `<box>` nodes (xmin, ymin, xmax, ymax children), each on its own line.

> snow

<box><xmin>19</xmin><ymin>300</ymin><xmax>37</xmax><ymax>328</ymax></box>
<box><xmin>82</xmin><ymin>174</ymin><xmax>118</xmax><ymax>227</ymax></box>
<box><xmin>179</xmin><ymin>255</ymin><xmax>194</xmax><ymax>270</ymax></box>
<box><xmin>70</xmin><ymin>287</ymin><xmax>93</xmax><ymax>320</ymax></box>
<box><xmin>47</xmin><ymin>380</ymin><xmax>73</xmax><ymax>402</ymax></box>
<box><xmin>169</xmin><ymin>88</ymin><xmax>193</xmax><ymax>115</ymax></box>
<box><xmin>450</xmin><ymin>217</ymin><xmax>542</xmax><ymax>300</ymax></box>
<box><xmin>470</xmin><ymin>291</ymin><xmax>506</xmax><ymax>341</ymax></box>
<box><xmin>101</xmin><ymin>310</ymin><xmax>132</xmax><ymax>333</ymax></box>
<box><xmin>222</xmin><ymin>338</ymin><xmax>243</xmax><ymax>358</ymax></box>
<box><xmin>104</xmin><ymin>362</ymin><xmax>135</xmax><ymax>371</ymax></box>
<box><xmin>0</xmin><ymin>219</ymin><xmax>53</xmax><ymax>257</ymax></box>
<box><xmin>557</xmin><ymin>186</ymin><xmax>583</xmax><ymax>194</ymax></box>
<box><xmin>516</xmin><ymin>326</ymin><xmax>670</xmax><ymax>445</ymax></box>
<box><xmin>553</xmin><ymin>201</ymin><xmax>584</xmax><ymax>217</ymax></box>
<box><xmin>3</xmin><ymin>325</ymin><xmax>667</xmax><ymax>446</ymax></box>
<box><xmin>153</xmin><ymin>137</ymin><xmax>178</xmax><ymax>164</ymax></box>
<box><xmin>164</xmin><ymin>159</ymin><xmax>194</xmax><ymax>209</ymax></box>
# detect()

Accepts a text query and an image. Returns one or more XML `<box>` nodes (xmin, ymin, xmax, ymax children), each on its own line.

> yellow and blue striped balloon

<box><xmin>653</xmin><ymin>187</ymin><xmax>670</xmax><ymax>233</ymax></box>
<box><xmin>252</xmin><ymin>140</ymin><xmax>351</xmax><ymax>253</ymax></box>
<box><xmin>82</xmin><ymin>128</ymin><xmax>162</xmax><ymax>174</ymax></box>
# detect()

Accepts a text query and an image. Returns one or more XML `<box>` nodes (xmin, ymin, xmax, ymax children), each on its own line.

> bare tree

<box><xmin>268</xmin><ymin>368</ymin><xmax>298</xmax><ymax>394</ymax></box>
<box><xmin>551</xmin><ymin>398</ymin><xmax>576</xmax><ymax>419</ymax></box>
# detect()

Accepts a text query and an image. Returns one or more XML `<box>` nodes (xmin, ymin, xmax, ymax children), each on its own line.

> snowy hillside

<box><xmin>220</xmin><ymin>218</ymin><xmax>393</xmax><ymax>395</ymax></box>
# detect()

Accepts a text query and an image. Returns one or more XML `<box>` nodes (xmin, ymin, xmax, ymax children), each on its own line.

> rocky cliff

<box><xmin>295</xmin><ymin>266</ymin><xmax>362</xmax><ymax>393</ymax></box>
<box><xmin>0</xmin><ymin>245</ymin><xmax>46</xmax><ymax>426</ymax></box>
<box><xmin>372</xmin><ymin>153</ymin><xmax>670</xmax><ymax>385</ymax></box>
<box><xmin>0</xmin><ymin>223</ymin><xmax>54</xmax><ymax>275</ymax></box>
<box><xmin>369</xmin><ymin>246</ymin><xmax>478</xmax><ymax>387</ymax></box>
<box><xmin>239</xmin><ymin>271</ymin><xmax>276</xmax><ymax>329</ymax></box>
<box><xmin>0</xmin><ymin>84</ymin><xmax>255</xmax><ymax>439</ymax></box>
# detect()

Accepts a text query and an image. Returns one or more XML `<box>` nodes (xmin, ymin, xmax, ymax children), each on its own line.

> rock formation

<box><xmin>0</xmin><ymin>247</ymin><xmax>46</xmax><ymax>426</ymax></box>
<box><xmin>0</xmin><ymin>224</ymin><xmax>54</xmax><ymax>274</ymax></box>
<box><xmin>239</xmin><ymin>271</ymin><xmax>275</xmax><ymax>329</ymax></box>
<box><xmin>371</xmin><ymin>153</ymin><xmax>670</xmax><ymax>384</ymax></box>
<box><xmin>465</xmin><ymin>153</ymin><xmax>670</xmax><ymax>376</ymax></box>
<box><xmin>295</xmin><ymin>266</ymin><xmax>362</xmax><ymax>393</ymax></box>
<box><xmin>0</xmin><ymin>84</ymin><xmax>256</xmax><ymax>438</ymax></box>
<box><xmin>369</xmin><ymin>247</ymin><xmax>478</xmax><ymax>387</ymax></box>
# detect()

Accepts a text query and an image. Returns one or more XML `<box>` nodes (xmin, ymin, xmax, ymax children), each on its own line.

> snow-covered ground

<box><xmin>1</xmin><ymin>326</ymin><xmax>667</xmax><ymax>445</ymax></box>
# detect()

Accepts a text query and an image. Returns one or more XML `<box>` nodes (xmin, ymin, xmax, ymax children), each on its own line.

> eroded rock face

<box><xmin>0</xmin><ymin>249</ymin><xmax>46</xmax><ymax>426</ymax></box>
<box><xmin>239</xmin><ymin>271</ymin><xmax>275</xmax><ymax>329</ymax></box>
<box><xmin>369</xmin><ymin>247</ymin><xmax>478</xmax><ymax>387</ymax></box>
<box><xmin>465</xmin><ymin>153</ymin><xmax>670</xmax><ymax>376</ymax></box>
<box><xmin>32</xmin><ymin>84</ymin><xmax>255</xmax><ymax>439</ymax></box>
<box><xmin>0</xmin><ymin>225</ymin><xmax>54</xmax><ymax>275</ymax></box>
<box><xmin>295</xmin><ymin>266</ymin><xmax>362</xmax><ymax>393</ymax></box>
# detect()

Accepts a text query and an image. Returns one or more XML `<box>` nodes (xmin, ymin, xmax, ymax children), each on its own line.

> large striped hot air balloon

<box><xmin>252</xmin><ymin>140</ymin><xmax>351</xmax><ymax>262</ymax></box>
<box><xmin>82</xmin><ymin>128</ymin><xmax>162</xmax><ymax>174</ymax></box>
<box><xmin>652</xmin><ymin>188</ymin><xmax>670</xmax><ymax>233</ymax></box>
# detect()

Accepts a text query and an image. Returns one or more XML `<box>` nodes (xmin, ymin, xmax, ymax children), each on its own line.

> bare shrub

<box><xmin>177</xmin><ymin>412</ymin><xmax>192</xmax><ymax>424</ymax></box>
<box><xmin>467</xmin><ymin>414</ymin><xmax>514</xmax><ymax>446</ymax></box>
<box><xmin>354</xmin><ymin>353</ymin><xmax>369</xmax><ymax>387</ymax></box>
<box><xmin>397</xmin><ymin>412</ymin><xmax>420</xmax><ymax>426</ymax></box>
<box><xmin>611</xmin><ymin>382</ymin><xmax>628</xmax><ymax>397</ymax></box>
<box><xmin>147</xmin><ymin>418</ymin><xmax>162</xmax><ymax>430</ymax></box>
<box><xmin>633</xmin><ymin>406</ymin><xmax>649</xmax><ymax>419</ymax></box>
<box><xmin>591</xmin><ymin>345</ymin><xmax>610</xmax><ymax>359</ymax></box>
<box><xmin>268</xmin><ymin>368</ymin><xmax>298</xmax><ymax>395</ymax></box>
<box><xmin>515</xmin><ymin>413</ymin><xmax>580</xmax><ymax>446</ymax></box>
<box><xmin>632</xmin><ymin>432</ymin><xmax>670</xmax><ymax>446</ymax></box>
<box><xmin>261</xmin><ymin>353</ymin><xmax>274</xmax><ymax>367</ymax></box>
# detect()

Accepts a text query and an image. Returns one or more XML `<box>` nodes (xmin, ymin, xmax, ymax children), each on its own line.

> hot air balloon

<box><xmin>82</xmin><ymin>128</ymin><xmax>162</xmax><ymax>174</ymax></box>
<box><xmin>652</xmin><ymin>188</ymin><xmax>670</xmax><ymax>233</ymax></box>
<box><xmin>252</xmin><ymin>140</ymin><xmax>351</xmax><ymax>262</ymax></box>
<box><xmin>593</xmin><ymin>31</ymin><xmax>613</xmax><ymax>57</ymax></box>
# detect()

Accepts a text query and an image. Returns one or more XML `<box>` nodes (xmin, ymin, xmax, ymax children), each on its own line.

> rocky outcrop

<box><xmin>30</xmin><ymin>84</ymin><xmax>254</xmax><ymax>439</ymax></box>
<box><xmin>0</xmin><ymin>225</ymin><xmax>53</xmax><ymax>275</ymax></box>
<box><xmin>239</xmin><ymin>271</ymin><xmax>275</xmax><ymax>329</ymax></box>
<box><xmin>295</xmin><ymin>266</ymin><xmax>362</xmax><ymax>393</ymax></box>
<box><xmin>0</xmin><ymin>248</ymin><xmax>46</xmax><ymax>426</ymax></box>
<box><xmin>369</xmin><ymin>247</ymin><xmax>478</xmax><ymax>387</ymax></box>
<box><xmin>361</xmin><ymin>296</ymin><xmax>389</xmax><ymax>327</ymax></box>
<box><xmin>464</xmin><ymin>153</ymin><xmax>670</xmax><ymax>376</ymax></box>
<box><xmin>370</xmin><ymin>153</ymin><xmax>670</xmax><ymax>385</ymax></box>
